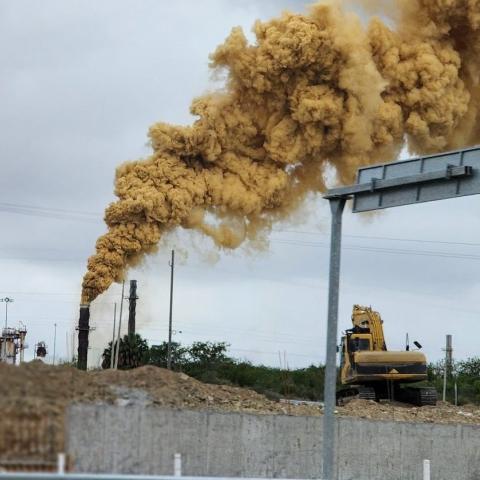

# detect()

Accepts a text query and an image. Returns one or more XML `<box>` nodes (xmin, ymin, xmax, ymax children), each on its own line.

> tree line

<box><xmin>102</xmin><ymin>334</ymin><xmax>480</xmax><ymax>405</ymax></box>
<box><xmin>427</xmin><ymin>357</ymin><xmax>480</xmax><ymax>405</ymax></box>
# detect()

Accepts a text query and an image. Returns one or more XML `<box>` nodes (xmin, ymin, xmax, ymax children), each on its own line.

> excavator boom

<box><xmin>351</xmin><ymin>305</ymin><xmax>386</xmax><ymax>351</ymax></box>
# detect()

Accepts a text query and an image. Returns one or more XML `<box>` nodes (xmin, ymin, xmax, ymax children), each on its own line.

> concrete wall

<box><xmin>67</xmin><ymin>405</ymin><xmax>480</xmax><ymax>480</ymax></box>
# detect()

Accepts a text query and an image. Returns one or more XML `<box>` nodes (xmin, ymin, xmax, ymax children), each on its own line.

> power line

<box><xmin>1</xmin><ymin>239</ymin><xmax>479</xmax><ymax>265</ymax></box>
<box><xmin>179</xmin><ymin>263</ymin><xmax>324</xmax><ymax>289</ymax></box>
<box><xmin>147</xmin><ymin>322</ymin><xmax>324</xmax><ymax>343</ymax></box>
<box><xmin>0</xmin><ymin>202</ymin><xmax>98</xmax><ymax>216</ymax></box>
<box><xmin>272</xmin><ymin>239</ymin><xmax>480</xmax><ymax>261</ymax></box>
<box><xmin>0</xmin><ymin>202</ymin><xmax>100</xmax><ymax>223</ymax></box>
<box><xmin>2</xmin><ymin>201</ymin><xmax>479</xmax><ymax>249</ymax></box>
<box><xmin>344</xmin><ymin>233</ymin><xmax>480</xmax><ymax>248</ymax></box>
<box><xmin>274</xmin><ymin>228</ymin><xmax>480</xmax><ymax>247</ymax></box>
<box><xmin>163</xmin><ymin>326</ymin><xmax>324</xmax><ymax>348</ymax></box>
<box><xmin>229</xmin><ymin>347</ymin><xmax>320</xmax><ymax>359</ymax></box>
<box><xmin>0</xmin><ymin>256</ymin><xmax>86</xmax><ymax>263</ymax></box>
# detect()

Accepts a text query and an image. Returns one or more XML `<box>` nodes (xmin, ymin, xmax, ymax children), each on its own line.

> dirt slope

<box><xmin>1</xmin><ymin>361</ymin><xmax>479</xmax><ymax>466</ymax></box>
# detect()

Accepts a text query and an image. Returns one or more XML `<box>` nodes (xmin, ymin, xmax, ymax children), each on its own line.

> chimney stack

<box><xmin>128</xmin><ymin>280</ymin><xmax>138</xmax><ymax>336</ymax></box>
<box><xmin>77</xmin><ymin>304</ymin><xmax>90</xmax><ymax>370</ymax></box>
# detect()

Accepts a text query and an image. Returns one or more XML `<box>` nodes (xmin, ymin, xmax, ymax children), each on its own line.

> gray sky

<box><xmin>1</xmin><ymin>0</ymin><xmax>479</xmax><ymax>368</ymax></box>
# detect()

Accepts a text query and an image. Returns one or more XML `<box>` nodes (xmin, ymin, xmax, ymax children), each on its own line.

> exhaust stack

<box><xmin>128</xmin><ymin>280</ymin><xmax>138</xmax><ymax>336</ymax></box>
<box><xmin>77</xmin><ymin>304</ymin><xmax>90</xmax><ymax>370</ymax></box>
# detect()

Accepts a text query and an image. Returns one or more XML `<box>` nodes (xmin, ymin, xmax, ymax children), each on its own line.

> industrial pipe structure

<box><xmin>77</xmin><ymin>304</ymin><xmax>90</xmax><ymax>370</ymax></box>
<box><xmin>128</xmin><ymin>280</ymin><xmax>138</xmax><ymax>336</ymax></box>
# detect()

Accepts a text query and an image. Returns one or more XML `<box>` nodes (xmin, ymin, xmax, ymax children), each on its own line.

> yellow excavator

<box><xmin>337</xmin><ymin>305</ymin><xmax>437</xmax><ymax>406</ymax></box>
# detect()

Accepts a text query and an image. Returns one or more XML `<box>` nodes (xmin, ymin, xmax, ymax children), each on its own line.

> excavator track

<box><xmin>397</xmin><ymin>386</ymin><xmax>438</xmax><ymax>406</ymax></box>
<box><xmin>336</xmin><ymin>386</ymin><xmax>376</xmax><ymax>405</ymax></box>
<box><xmin>338</xmin><ymin>385</ymin><xmax>437</xmax><ymax>406</ymax></box>
<box><xmin>358</xmin><ymin>386</ymin><xmax>376</xmax><ymax>401</ymax></box>
<box><xmin>416</xmin><ymin>387</ymin><xmax>438</xmax><ymax>406</ymax></box>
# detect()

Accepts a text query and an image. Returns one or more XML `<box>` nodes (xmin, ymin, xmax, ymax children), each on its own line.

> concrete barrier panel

<box><xmin>67</xmin><ymin>405</ymin><xmax>480</xmax><ymax>479</ymax></box>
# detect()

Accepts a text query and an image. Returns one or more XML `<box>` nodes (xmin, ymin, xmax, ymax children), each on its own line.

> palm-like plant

<box><xmin>102</xmin><ymin>334</ymin><xmax>150</xmax><ymax>369</ymax></box>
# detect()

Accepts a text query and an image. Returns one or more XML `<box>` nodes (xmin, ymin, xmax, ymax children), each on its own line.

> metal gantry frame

<box><xmin>321</xmin><ymin>145</ymin><xmax>480</xmax><ymax>480</ymax></box>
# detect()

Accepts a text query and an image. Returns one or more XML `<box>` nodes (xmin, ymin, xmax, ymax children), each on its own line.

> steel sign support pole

<box><xmin>322</xmin><ymin>197</ymin><xmax>345</xmax><ymax>480</ymax></box>
<box><xmin>167</xmin><ymin>249</ymin><xmax>175</xmax><ymax>370</ymax></box>
<box><xmin>320</xmin><ymin>146</ymin><xmax>480</xmax><ymax>479</ymax></box>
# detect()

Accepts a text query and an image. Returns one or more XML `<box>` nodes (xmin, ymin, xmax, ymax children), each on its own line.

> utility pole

<box><xmin>128</xmin><ymin>280</ymin><xmax>138</xmax><ymax>335</ymax></box>
<box><xmin>167</xmin><ymin>249</ymin><xmax>175</xmax><ymax>370</ymax></box>
<box><xmin>53</xmin><ymin>323</ymin><xmax>57</xmax><ymax>366</ymax></box>
<box><xmin>65</xmin><ymin>332</ymin><xmax>69</xmax><ymax>362</ymax></box>
<box><xmin>114</xmin><ymin>281</ymin><xmax>125</xmax><ymax>370</ymax></box>
<box><xmin>71</xmin><ymin>332</ymin><xmax>75</xmax><ymax>362</ymax></box>
<box><xmin>110</xmin><ymin>303</ymin><xmax>117</xmax><ymax>369</ymax></box>
<box><xmin>442</xmin><ymin>334</ymin><xmax>453</xmax><ymax>402</ymax></box>
<box><xmin>446</xmin><ymin>334</ymin><xmax>453</xmax><ymax>373</ymax></box>
<box><xmin>0</xmin><ymin>297</ymin><xmax>14</xmax><ymax>328</ymax></box>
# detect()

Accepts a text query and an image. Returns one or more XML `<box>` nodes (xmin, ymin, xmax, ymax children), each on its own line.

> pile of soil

<box><xmin>0</xmin><ymin>361</ymin><xmax>319</xmax><ymax>415</ymax></box>
<box><xmin>0</xmin><ymin>361</ymin><xmax>114</xmax><ymax>465</ymax></box>
<box><xmin>93</xmin><ymin>366</ymin><xmax>320</xmax><ymax>414</ymax></box>
<box><xmin>0</xmin><ymin>361</ymin><xmax>318</xmax><ymax>465</ymax></box>
<box><xmin>338</xmin><ymin>398</ymin><xmax>480</xmax><ymax>424</ymax></box>
<box><xmin>1</xmin><ymin>361</ymin><xmax>480</xmax><ymax>465</ymax></box>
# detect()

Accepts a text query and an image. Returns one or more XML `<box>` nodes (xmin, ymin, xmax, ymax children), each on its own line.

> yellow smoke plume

<box><xmin>81</xmin><ymin>0</ymin><xmax>480</xmax><ymax>303</ymax></box>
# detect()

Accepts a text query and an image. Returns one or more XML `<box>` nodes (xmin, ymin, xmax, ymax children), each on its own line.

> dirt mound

<box><xmin>0</xmin><ymin>361</ymin><xmax>320</xmax><ymax>415</ymax></box>
<box><xmin>0</xmin><ymin>360</ymin><xmax>113</xmax><ymax>406</ymax></box>
<box><xmin>0</xmin><ymin>362</ymin><xmax>319</xmax><ymax>465</ymax></box>
<box><xmin>91</xmin><ymin>365</ymin><xmax>319</xmax><ymax>414</ymax></box>
<box><xmin>337</xmin><ymin>399</ymin><xmax>480</xmax><ymax>425</ymax></box>
<box><xmin>0</xmin><ymin>362</ymin><xmax>114</xmax><ymax>466</ymax></box>
<box><xmin>2</xmin><ymin>361</ymin><xmax>480</xmax><ymax>466</ymax></box>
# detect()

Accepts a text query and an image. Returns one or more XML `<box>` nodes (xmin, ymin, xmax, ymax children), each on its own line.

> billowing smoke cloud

<box><xmin>82</xmin><ymin>0</ymin><xmax>480</xmax><ymax>303</ymax></box>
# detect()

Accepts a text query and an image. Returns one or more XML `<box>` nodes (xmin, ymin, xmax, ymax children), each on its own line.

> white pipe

<box><xmin>110</xmin><ymin>303</ymin><xmax>117</xmax><ymax>370</ymax></box>
<box><xmin>114</xmin><ymin>281</ymin><xmax>125</xmax><ymax>370</ymax></box>
<box><xmin>423</xmin><ymin>459</ymin><xmax>430</xmax><ymax>480</ymax></box>
<box><xmin>57</xmin><ymin>453</ymin><xmax>66</xmax><ymax>474</ymax></box>
<box><xmin>174</xmin><ymin>453</ymin><xmax>182</xmax><ymax>477</ymax></box>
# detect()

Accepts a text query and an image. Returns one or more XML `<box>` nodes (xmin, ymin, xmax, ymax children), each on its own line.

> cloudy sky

<box><xmin>1</xmin><ymin>0</ymin><xmax>479</xmax><ymax>369</ymax></box>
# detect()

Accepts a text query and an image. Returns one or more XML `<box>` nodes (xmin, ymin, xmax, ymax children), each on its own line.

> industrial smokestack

<box><xmin>128</xmin><ymin>280</ymin><xmax>138</xmax><ymax>336</ymax></box>
<box><xmin>77</xmin><ymin>304</ymin><xmax>90</xmax><ymax>370</ymax></box>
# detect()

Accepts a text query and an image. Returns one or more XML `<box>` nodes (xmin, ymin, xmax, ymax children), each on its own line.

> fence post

<box><xmin>423</xmin><ymin>459</ymin><xmax>430</xmax><ymax>480</ymax></box>
<box><xmin>174</xmin><ymin>453</ymin><xmax>182</xmax><ymax>477</ymax></box>
<box><xmin>57</xmin><ymin>453</ymin><xmax>66</xmax><ymax>474</ymax></box>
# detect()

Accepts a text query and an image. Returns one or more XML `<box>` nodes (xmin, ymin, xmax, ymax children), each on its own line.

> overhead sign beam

<box><xmin>325</xmin><ymin>146</ymin><xmax>480</xmax><ymax>211</ymax></box>
<box><xmin>325</xmin><ymin>164</ymin><xmax>472</xmax><ymax>201</ymax></box>
<box><xmin>321</xmin><ymin>145</ymin><xmax>480</xmax><ymax>480</ymax></box>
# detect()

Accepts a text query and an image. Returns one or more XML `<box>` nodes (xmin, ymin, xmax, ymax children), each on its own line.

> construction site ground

<box><xmin>1</xmin><ymin>361</ymin><xmax>480</xmax><ymax>465</ymax></box>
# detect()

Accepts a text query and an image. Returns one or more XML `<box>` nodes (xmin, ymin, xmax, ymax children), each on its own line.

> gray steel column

<box><xmin>322</xmin><ymin>197</ymin><xmax>346</xmax><ymax>480</ymax></box>
<box><xmin>167</xmin><ymin>249</ymin><xmax>175</xmax><ymax>370</ymax></box>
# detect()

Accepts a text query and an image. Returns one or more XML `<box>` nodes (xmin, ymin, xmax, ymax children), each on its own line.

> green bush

<box><xmin>102</xmin><ymin>333</ymin><xmax>150</xmax><ymax>370</ymax></box>
<box><xmin>427</xmin><ymin>357</ymin><xmax>480</xmax><ymax>405</ymax></box>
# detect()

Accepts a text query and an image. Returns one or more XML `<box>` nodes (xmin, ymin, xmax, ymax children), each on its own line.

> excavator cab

<box><xmin>347</xmin><ymin>334</ymin><xmax>371</xmax><ymax>352</ymax></box>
